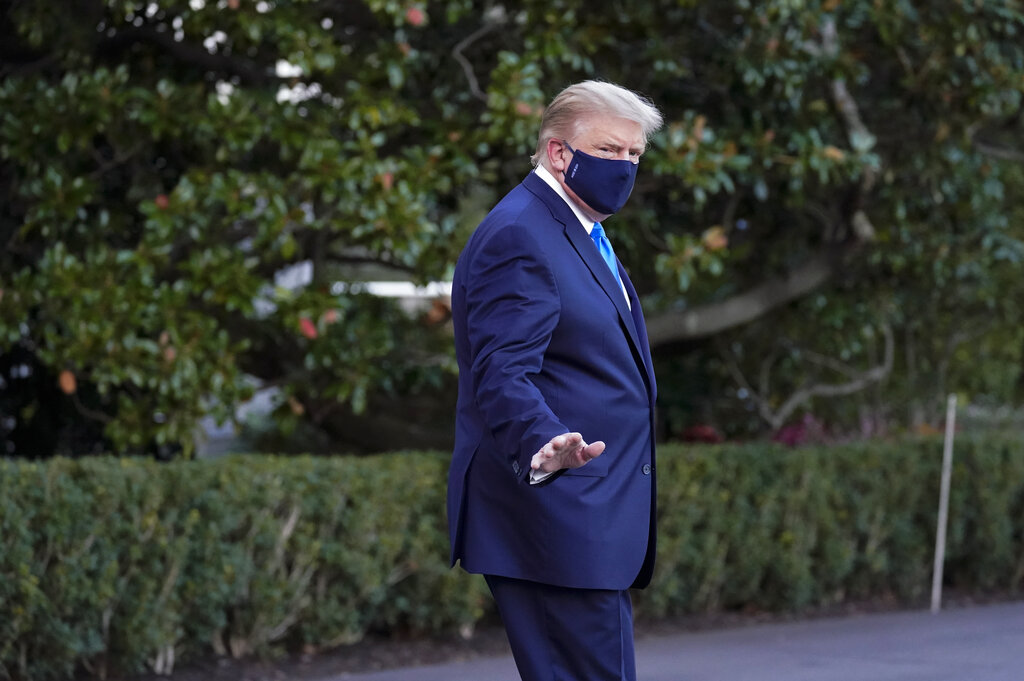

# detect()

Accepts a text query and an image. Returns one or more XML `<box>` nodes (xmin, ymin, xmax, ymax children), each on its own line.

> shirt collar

<box><xmin>534</xmin><ymin>165</ymin><xmax>595</xmax><ymax>234</ymax></box>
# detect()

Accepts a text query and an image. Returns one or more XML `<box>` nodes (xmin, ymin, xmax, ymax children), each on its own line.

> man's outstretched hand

<box><xmin>530</xmin><ymin>432</ymin><xmax>605</xmax><ymax>473</ymax></box>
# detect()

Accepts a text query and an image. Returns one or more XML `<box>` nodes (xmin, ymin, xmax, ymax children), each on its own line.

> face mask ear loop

<box><xmin>560</xmin><ymin>140</ymin><xmax>575</xmax><ymax>179</ymax></box>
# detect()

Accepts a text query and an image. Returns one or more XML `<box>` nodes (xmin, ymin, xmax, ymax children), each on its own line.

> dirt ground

<box><xmin>119</xmin><ymin>592</ymin><xmax>1007</xmax><ymax>681</ymax></box>
<box><xmin>122</xmin><ymin>623</ymin><xmax>513</xmax><ymax>681</ymax></box>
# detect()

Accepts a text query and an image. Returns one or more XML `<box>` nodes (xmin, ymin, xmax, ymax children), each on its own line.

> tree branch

<box><xmin>101</xmin><ymin>26</ymin><xmax>278</xmax><ymax>85</ymax></box>
<box><xmin>326</xmin><ymin>249</ymin><xmax>419</xmax><ymax>276</ymax></box>
<box><xmin>971</xmin><ymin>139</ymin><xmax>1024</xmax><ymax>163</ymax></box>
<box><xmin>720</xmin><ymin>324</ymin><xmax>894</xmax><ymax>430</ymax></box>
<box><xmin>758</xmin><ymin>346</ymin><xmax>781</xmax><ymax>400</ymax></box>
<box><xmin>0</xmin><ymin>54</ymin><xmax>58</xmax><ymax>79</ymax></box>
<box><xmin>770</xmin><ymin>324</ymin><xmax>893</xmax><ymax>428</ymax></box>
<box><xmin>822</xmin><ymin>18</ymin><xmax>877</xmax><ymax>239</ymax></box>
<box><xmin>90</xmin><ymin>142</ymin><xmax>145</xmax><ymax>179</ymax></box>
<box><xmin>72</xmin><ymin>392</ymin><xmax>113</xmax><ymax>424</ymax></box>
<box><xmin>718</xmin><ymin>341</ymin><xmax>778</xmax><ymax>427</ymax></box>
<box><xmin>648</xmin><ymin>19</ymin><xmax>886</xmax><ymax>348</ymax></box>
<box><xmin>647</xmin><ymin>249</ymin><xmax>838</xmax><ymax>346</ymax></box>
<box><xmin>452</xmin><ymin>8</ymin><xmax>506</xmax><ymax>102</ymax></box>
<box><xmin>780</xmin><ymin>338</ymin><xmax>862</xmax><ymax>380</ymax></box>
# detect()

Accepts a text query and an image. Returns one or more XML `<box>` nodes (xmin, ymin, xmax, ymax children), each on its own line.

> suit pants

<box><xmin>485</xmin><ymin>574</ymin><xmax>637</xmax><ymax>681</ymax></box>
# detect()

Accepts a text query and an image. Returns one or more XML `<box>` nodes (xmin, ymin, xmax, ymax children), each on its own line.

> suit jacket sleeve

<box><xmin>463</xmin><ymin>220</ymin><xmax>568</xmax><ymax>481</ymax></box>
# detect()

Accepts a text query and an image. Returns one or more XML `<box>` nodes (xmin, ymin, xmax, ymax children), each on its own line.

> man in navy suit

<box><xmin>448</xmin><ymin>80</ymin><xmax>663</xmax><ymax>681</ymax></box>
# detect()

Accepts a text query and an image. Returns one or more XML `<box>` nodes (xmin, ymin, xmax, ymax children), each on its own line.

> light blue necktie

<box><xmin>590</xmin><ymin>223</ymin><xmax>622</xmax><ymax>288</ymax></box>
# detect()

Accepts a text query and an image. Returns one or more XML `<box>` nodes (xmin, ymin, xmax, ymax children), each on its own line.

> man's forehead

<box><xmin>576</xmin><ymin>115</ymin><xmax>644</xmax><ymax>145</ymax></box>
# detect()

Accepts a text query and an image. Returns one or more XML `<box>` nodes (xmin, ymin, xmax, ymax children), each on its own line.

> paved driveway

<box><xmin>324</xmin><ymin>600</ymin><xmax>1024</xmax><ymax>681</ymax></box>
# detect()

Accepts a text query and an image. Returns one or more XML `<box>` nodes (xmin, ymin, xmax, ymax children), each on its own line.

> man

<box><xmin>447</xmin><ymin>80</ymin><xmax>663</xmax><ymax>681</ymax></box>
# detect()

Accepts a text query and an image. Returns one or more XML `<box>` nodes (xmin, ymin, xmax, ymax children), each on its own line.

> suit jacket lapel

<box><xmin>523</xmin><ymin>173</ymin><xmax>655</xmax><ymax>397</ymax></box>
<box><xmin>562</xmin><ymin>223</ymin><xmax>641</xmax><ymax>344</ymax></box>
<box><xmin>621</xmin><ymin>269</ymin><xmax>657</xmax><ymax>401</ymax></box>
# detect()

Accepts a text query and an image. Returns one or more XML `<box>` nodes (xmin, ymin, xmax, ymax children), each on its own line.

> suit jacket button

<box><xmin>642</xmin><ymin>463</ymin><xmax>652</xmax><ymax>475</ymax></box>
<box><xmin>512</xmin><ymin>461</ymin><xmax>520</xmax><ymax>474</ymax></box>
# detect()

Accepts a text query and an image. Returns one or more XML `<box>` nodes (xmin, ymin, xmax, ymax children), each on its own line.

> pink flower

<box><xmin>299</xmin><ymin>317</ymin><xmax>318</xmax><ymax>340</ymax></box>
<box><xmin>405</xmin><ymin>6</ymin><xmax>425</xmax><ymax>26</ymax></box>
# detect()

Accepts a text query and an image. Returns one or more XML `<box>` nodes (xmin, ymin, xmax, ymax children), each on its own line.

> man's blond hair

<box><xmin>530</xmin><ymin>80</ymin><xmax>663</xmax><ymax>167</ymax></box>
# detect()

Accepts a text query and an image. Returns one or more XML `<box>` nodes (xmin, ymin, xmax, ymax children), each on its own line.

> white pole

<box><xmin>931</xmin><ymin>393</ymin><xmax>958</xmax><ymax>614</ymax></box>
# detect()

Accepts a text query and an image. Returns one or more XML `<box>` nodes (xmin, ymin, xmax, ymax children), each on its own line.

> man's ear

<box><xmin>546</xmin><ymin>138</ymin><xmax>568</xmax><ymax>173</ymax></box>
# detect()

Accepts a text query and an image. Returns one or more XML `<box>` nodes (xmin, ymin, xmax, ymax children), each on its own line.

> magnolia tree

<box><xmin>2</xmin><ymin>0</ymin><xmax>1022</xmax><ymax>455</ymax></box>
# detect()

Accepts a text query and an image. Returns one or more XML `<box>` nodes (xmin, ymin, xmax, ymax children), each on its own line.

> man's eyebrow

<box><xmin>597</xmin><ymin>139</ymin><xmax>632</xmax><ymax>150</ymax></box>
<box><xmin>594</xmin><ymin>137</ymin><xmax>645</xmax><ymax>155</ymax></box>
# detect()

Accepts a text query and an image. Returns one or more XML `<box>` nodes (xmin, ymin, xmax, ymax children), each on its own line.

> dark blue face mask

<box><xmin>562</xmin><ymin>140</ymin><xmax>638</xmax><ymax>215</ymax></box>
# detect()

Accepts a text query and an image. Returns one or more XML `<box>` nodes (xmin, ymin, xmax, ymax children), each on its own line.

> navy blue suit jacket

<box><xmin>447</xmin><ymin>171</ymin><xmax>658</xmax><ymax>590</ymax></box>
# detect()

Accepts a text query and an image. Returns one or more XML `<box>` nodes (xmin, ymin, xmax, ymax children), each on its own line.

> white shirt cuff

<box><xmin>529</xmin><ymin>467</ymin><xmax>555</xmax><ymax>484</ymax></box>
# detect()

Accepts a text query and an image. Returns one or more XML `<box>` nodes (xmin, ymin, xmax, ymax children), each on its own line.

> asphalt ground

<box><xmin>322</xmin><ymin>600</ymin><xmax>1024</xmax><ymax>681</ymax></box>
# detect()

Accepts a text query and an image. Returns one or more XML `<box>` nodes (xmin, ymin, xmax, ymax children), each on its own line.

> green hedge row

<box><xmin>2</xmin><ymin>435</ymin><xmax>1023</xmax><ymax>680</ymax></box>
<box><xmin>639</xmin><ymin>435</ymin><xmax>1024</xmax><ymax>618</ymax></box>
<box><xmin>0</xmin><ymin>454</ymin><xmax>487</xmax><ymax>680</ymax></box>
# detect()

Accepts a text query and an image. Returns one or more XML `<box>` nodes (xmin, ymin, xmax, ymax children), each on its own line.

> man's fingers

<box><xmin>532</xmin><ymin>433</ymin><xmax>602</xmax><ymax>472</ymax></box>
<box><xmin>555</xmin><ymin>432</ymin><xmax>582</xmax><ymax>451</ymax></box>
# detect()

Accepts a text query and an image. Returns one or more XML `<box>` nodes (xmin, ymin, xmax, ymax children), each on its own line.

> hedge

<box><xmin>1</xmin><ymin>435</ymin><xmax>1023</xmax><ymax>680</ymax></box>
